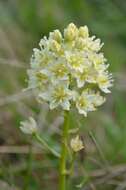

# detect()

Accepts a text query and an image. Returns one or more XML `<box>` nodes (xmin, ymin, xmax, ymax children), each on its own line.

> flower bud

<box><xmin>50</xmin><ymin>30</ymin><xmax>62</xmax><ymax>43</ymax></box>
<box><xmin>79</xmin><ymin>26</ymin><xmax>89</xmax><ymax>38</ymax></box>
<box><xmin>20</xmin><ymin>117</ymin><xmax>37</xmax><ymax>135</ymax></box>
<box><xmin>75</xmin><ymin>37</ymin><xmax>85</xmax><ymax>49</ymax></box>
<box><xmin>70</xmin><ymin>135</ymin><xmax>84</xmax><ymax>152</ymax></box>
<box><xmin>64</xmin><ymin>23</ymin><xmax>78</xmax><ymax>41</ymax></box>
<box><xmin>49</xmin><ymin>40</ymin><xmax>61</xmax><ymax>53</ymax></box>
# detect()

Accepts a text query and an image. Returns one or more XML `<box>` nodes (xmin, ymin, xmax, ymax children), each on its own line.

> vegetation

<box><xmin>0</xmin><ymin>1</ymin><xmax>126</xmax><ymax>189</ymax></box>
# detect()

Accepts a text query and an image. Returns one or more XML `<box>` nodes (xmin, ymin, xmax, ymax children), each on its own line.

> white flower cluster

<box><xmin>27</xmin><ymin>23</ymin><xmax>113</xmax><ymax>116</ymax></box>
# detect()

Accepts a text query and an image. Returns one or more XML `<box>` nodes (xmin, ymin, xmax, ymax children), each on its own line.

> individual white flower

<box><xmin>88</xmin><ymin>52</ymin><xmax>108</xmax><ymax>72</ymax></box>
<box><xmin>39</xmin><ymin>84</ymin><xmax>73</xmax><ymax>110</ymax></box>
<box><xmin>70</xmin><ymin>135</ymin><xmax>84</xmax><ymax>152</ymax></box>
<box><xmin>90</xmin><ymin>38</ymin><xmax>104</xmax><ymax>52</ymax></box>
<box><xmin>27</xmin><ymin>69</ymin><xmax>49</xmax><ymax>89</ymax></box>
<box><xmin>20</xmin><ymin>117</ymin><xmax>37</xmax><ymax>135</ymax></box>
<box><xmin>96</xmin><ymin>72</ymin><xmax>113</xmax><ymax>93</ymax></box>
<box><xmin>92</xmin><ymin>92</ymin><xmax>106</xmax><ymax>106</ymax></box>
<box><xmin>89</xmin><ymin>52</ymin><xmax>106</xmax><ymax>64</ymax></box>
<box><xmin>76</xmin><ymin>90</ymin><xmax>105</xmax><ymax>116</ymax></box>
<box><xmin>82</xmin><ymin>36</ymin><xmax>103</xmax><ymax>52</ymax></box>
<box><xmin>49</xmin><ymin>59</ymin><xmax>69</xmax><ymax>83</ymax></box>
<box><xmin>65</xmin><ymin>52</ymin><xmax>87</xmax><ymax>72</ymax></box>
<box><xmin>27</xmin><ymin>23</ymin><xmax>113</xmax><ymax>116</ymax></box>
<box><xmin>74</xmin><ymin>70</ymin><xmax>87</xmax><ymax>88</ymax></box>
<box><xmin>74</xmin><ymin>66</ymin><xmax>98</xmax><ymax>88</ymax></box>
<box><xmin>31</xmin><ymin>48</ymin><xmax>54</xmax><ymax>69</ymax></box>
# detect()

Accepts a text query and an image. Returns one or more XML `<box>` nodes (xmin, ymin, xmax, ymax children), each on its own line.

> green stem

<box><xmin>34</xmin><ymin>133</ymin><xmax>60</xmax><ymax>158</ymax></box>
<box><xmin>59</xmin><ymin>111</ymin><xmax>70</xmax><ymax>190</ymax></box>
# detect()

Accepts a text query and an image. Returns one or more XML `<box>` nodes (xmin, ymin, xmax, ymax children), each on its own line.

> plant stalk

<box><xmin>59</xmin><ymin>111</ymin><xmax>69</xmax><ymax>190</ymax></box>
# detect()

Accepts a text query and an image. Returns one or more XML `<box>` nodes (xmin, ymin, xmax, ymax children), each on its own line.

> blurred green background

<box><xmin>0</xmin><ymin>0</ymin><xmax>126</xmax><ymax>190</ymax></box>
